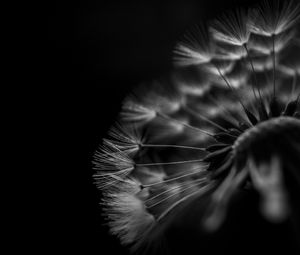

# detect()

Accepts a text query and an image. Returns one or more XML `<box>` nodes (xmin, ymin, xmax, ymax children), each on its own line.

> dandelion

<box><xmin>94</xmin><ymin>1</ymin><xmax>300</xmax><ymax>254</ymax></box>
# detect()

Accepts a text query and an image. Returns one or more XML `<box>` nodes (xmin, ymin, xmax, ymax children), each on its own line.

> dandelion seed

<box><xmin>93</xmin><ymin>141</ymin><xmax>135</xmax><ymax>187</ymax></box>
<box><xmin>210</xmin><ymin>9</ymin><xmax>251</xmax><ymax>46</ymax></box>
<box><xmin>102</xmin><ymin>179</ymin><xmax>155</xmax><ymax>245</ymax></box>
<box><xmin>249</xmin><ymin>0</ymin><xmax>300</xmax><ymax>36</ymax></box>
<box><xmin>249</xmin><ymin>30</ymin><xmax>295</xmax><ymax>55</ymax></box>
<box><xmin>121</xmin><ymin>99</ymin><xmax>157</xmax><ymax>124</ymax></box>
<box><xmin>214</xmin><ymin>42</ymin><xmax>247</xmax><ymax>60</ymax></box>
<box><xmin>106</xmin><ymin>123</ymin><xmax>144</xmax><ymax>155</ymax></box>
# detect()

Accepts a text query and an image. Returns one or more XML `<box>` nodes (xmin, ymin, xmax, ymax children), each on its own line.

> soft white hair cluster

<box><xmin>94</xmin><ymin>0</ymin><xmax>300</xmax><ymax>254</ymax></box>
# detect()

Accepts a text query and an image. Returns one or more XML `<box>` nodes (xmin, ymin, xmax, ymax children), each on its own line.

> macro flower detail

<box><xmin>94</xmin><ymin>1</ymin><xmax>300</xmax><ymax>254</ymax></box>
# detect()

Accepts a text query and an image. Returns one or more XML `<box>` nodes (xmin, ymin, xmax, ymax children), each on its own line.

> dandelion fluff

<box><xmin>249</xmin><ymin>0</ymin><xmax>300</xmax><ymax>36</ymax></box>
<box><xmin>210</xmin><ymin>9</ymin><xmax>251</xmax><ymax>46</ymax></box>
<box><xmin>102</xmin><ymin>180</ymin><xmax>155</xmax><ymax>245</ymax></box>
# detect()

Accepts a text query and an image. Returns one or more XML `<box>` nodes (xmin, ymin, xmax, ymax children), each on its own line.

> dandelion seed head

<box><xmin>94</xmin><ymin>0</ymin><xmax>300</xmax><ymax>253</ymax></box>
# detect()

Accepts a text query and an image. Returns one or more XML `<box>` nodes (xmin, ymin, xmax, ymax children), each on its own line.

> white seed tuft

<box><xmin>174</xmin><ymin>25</ymin><xmax>215</xmax><ymax>66</ymax></box>
<box><xmin>249</xmin><ymin>0</ymin><xmax>300</xmax><ymax>36</ymax></box>
<box><xmin>210</xmin><ymin>9</ymin><xmax>251</xmax><ymax>46</ymax></box>
<box><xmin>102</xmin><ymin>180</ymin><xmax>155</xmax><ymax>245</ymax></box>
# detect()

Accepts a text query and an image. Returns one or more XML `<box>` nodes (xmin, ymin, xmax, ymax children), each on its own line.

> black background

<box><xmin>44</xmin><ymin>0</ymin><xmax>292</xmax><ymax>254</ymax></box>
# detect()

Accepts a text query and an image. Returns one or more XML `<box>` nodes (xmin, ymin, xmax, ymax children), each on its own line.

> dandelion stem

<box><xmin>94</xmin><ymin>168</ymin><xmax>132</xmax><ymax>177</ymax></box>
<box><xmin>146</xmin><ymin>178</ymin><xmax>207</xmax><ymax>209</ymax></box>
<box><xmin>183</xmin><ymin>105</ymin><xmax>228</xmax><ymax>132</ymax></box>
<box><xmin>136</xmin><ymin>158</ymin><xmax>204</xmax><ymax>167</ymax></box>
<box><xmin>215</xmin><ymin>66</ymin><xmax>249</xmax><ymax>113</ymax></box>
<box><xmin>145</xmin><ymin>178</ymin><xmax>207</xmax><ymax>203</ymax></box>
<box><xmin>156</xmin><ymin>182</ymin><xmax>215</xmax><ymax>222</ymax></box>
<box><xmin>207</xmin><ymin>95</ymin><xmax>241</xmax><ymax>125</ymax></box>
<box><xmin>141</xmin><ymin>143</ymin><xmax>206</xmax><ymax>151</ymax></box>
<box><xmin>157</xmin><ymin>112</ymin><xmax>215</xmax><ymax>137</ymax></box>
<box><xmin>215</xmin><ymin>65</ymin><xmax>233</xmax><ymax>91</ymax></box>
<box><xmin>290</xmin><ymin>72</ymin><xmax>297</xmax><ymax>100</ymax></box>
<box><xmin>272</xmin><ymin>33</ymin><xmax>276</xmax><ymax>97</ymax></box>
<box><xmin>243</xmin><ymin>44</ymin><xmax>263</xmax><ymax>103</ymax></box>
<box><xmin>143</xmin><ymin>167</ymin><xmax>207</xmax><ymax>188</ymax></box>
<box><xmin>95</xmin><ymin>174</ymin><xmax>135</xmax><ymax>189</ymax></box>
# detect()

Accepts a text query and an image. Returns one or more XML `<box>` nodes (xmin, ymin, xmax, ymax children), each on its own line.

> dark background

<box><xmin>44</xmin><ymin>0</ymin><xmax>273</xmax><ymax>254</ymax></box>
